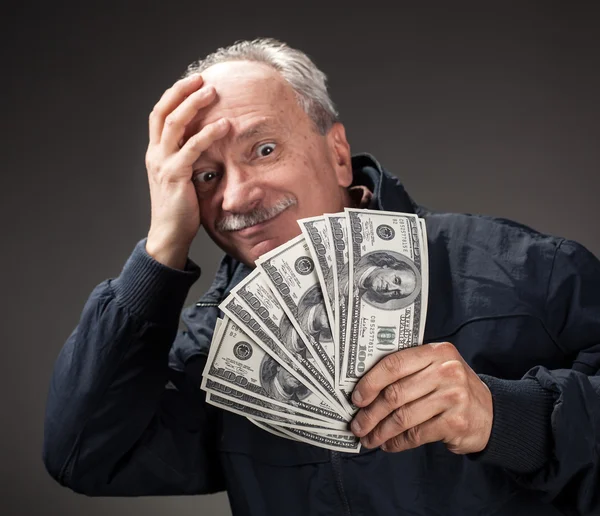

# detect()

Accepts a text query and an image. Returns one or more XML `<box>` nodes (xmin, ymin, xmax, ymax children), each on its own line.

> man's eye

<box><xmin>255</xmin><ymin>143</ymin><xmax>276</xmax><ymax>157</ymax></box>
<box><xmin>193</xmin><ymin>171</ymin><xmax>219</xmax><ymax>184</ymax></box>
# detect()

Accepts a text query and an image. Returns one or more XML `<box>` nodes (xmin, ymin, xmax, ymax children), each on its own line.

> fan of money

<box><xmin>201</xmin><ymin>208</ymin><xmax>429</xmax><ymax>452</ymax></box>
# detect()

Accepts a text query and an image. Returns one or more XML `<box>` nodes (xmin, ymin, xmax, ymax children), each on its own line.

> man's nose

<box><xmin>220</xmin><ymin>165</ymin><xmax>264</xmax><ymax>213</ymax></box>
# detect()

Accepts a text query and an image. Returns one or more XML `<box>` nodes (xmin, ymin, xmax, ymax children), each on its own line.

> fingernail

<box><xmin>352</xmin><ymin>389</ymin><xmax>362</xmax><ymax>405</ymax></box>
<box><xmin>380</xmin><ymin>443</ymin><xmax>388</xmax><ymax>451</ymax></box>
<box><xmin>351</xmin><ymin>419</ymin><xmax>361</xmax><ymax>434</ymax></box>
<box><xmin>360</xmin><ymin>437</ymin><xmax>370</xmax><ymax>448</ymax></box>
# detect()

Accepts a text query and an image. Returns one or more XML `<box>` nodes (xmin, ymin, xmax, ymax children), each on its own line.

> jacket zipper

<box><xmin>330</xmin><ymin>451</ymin><xmax>352</xmax><ymax>516</ymax></box>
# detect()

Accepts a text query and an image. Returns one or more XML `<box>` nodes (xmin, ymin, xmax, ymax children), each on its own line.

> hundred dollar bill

<box><xmin>228</xmin><ymin>269</ymin><xmax>351</xmax><ymax>416</ymax></box>
<box><xmin>341</xmin><ymin>209</ymin><xmax>428</xmax><ymax>385</ymax></box>
<box><xmin>256</xmin><ymin>234</ymin><xmax>336</xmax><ymax>381</ymax></box>
<box><xmin>205</xmin><ymin>392</ymin><xmax>335</xmax><ymax>431</ymax></box>
<box><xmin>324</xmin><ymin>212</ymin><xmax>351</xmax><ymax>390</ymax></box>
<box><xmin>297</xmin><ymin>215</ymin><xmax>336</xmax><ymax>342</ymax></box>
<box><xmin>205</xmin><ymin>314</ymin><xmax>349</xmax><ymax>424</ymax></box>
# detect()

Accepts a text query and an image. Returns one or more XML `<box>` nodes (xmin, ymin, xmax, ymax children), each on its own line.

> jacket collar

<box><xmin>350</xmin><ymin>152</ymin><xmax>423</xmax><ymax>216</ymax></box>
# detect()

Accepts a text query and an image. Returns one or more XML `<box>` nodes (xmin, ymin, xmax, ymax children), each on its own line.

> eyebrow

<box><xmin>194</xmin><ymin>120</ymin><xmax>281</xmax><ymax>166</ymax></box>
<box><xmin>233</xmin><ymin>120</ymin><xmax>279</xmax><ymax>145</ymax></box>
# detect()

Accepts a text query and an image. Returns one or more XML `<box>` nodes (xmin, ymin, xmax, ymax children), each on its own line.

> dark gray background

<box><xmin>2</xmin><ymin>2</ymin><xmax>599</xmax><ymax>515</ymax></box>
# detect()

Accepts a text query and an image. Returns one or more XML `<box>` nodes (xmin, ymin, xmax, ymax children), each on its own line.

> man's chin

<box><xmin>212</xmin><ymin>221</ymin><xmax>301</xmax><ymax>266</ymax></box>
<box><xmin>246</xmin><ymin>238</ymin><xmax>284</xmax><ymax>264</ymax></box>
<box><xmin>224</xmin><ymin>237</ymin><xmax>285</xmax><ymax>267</ymax></box>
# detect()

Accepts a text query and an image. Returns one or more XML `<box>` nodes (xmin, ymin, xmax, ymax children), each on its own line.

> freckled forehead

<box><xmin>198</xmin><ymin>61</ymin><xmax>299</xmax><ymax>126</ymax></box>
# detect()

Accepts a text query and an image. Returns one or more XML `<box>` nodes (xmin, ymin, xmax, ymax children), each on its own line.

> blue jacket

<box><xmin>44</xmin><ymin>154</ymin><xmax>600</xmax><ymax>515</ymax></box>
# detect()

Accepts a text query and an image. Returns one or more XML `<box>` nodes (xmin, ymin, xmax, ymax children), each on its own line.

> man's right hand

<box><xmin>144</xmin><ymin>73</ymin><xmax>231</xmax><ymax>269</ymax></box>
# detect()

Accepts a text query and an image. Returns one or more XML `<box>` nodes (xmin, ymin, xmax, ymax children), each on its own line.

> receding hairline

<box><xmin>183</xmin><ymin>38</ymin><xmax>339</xmax><ymax>135</ymax></box>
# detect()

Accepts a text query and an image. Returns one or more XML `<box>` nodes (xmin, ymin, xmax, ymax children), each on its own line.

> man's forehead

<box><xmin>193</xmin><ymin>117</ymin><xmax>288</xmax><ymax>164</ymax></box>
<box><xmin>232</xmin><ymin>118</ymin><xmax>286</xmax><ymax>143</ymax></box>
<box><xmin>187</xmin><ymin>61</ymin><xmax>302</xmax><ymax>141</ymax></box>
<box><xmin>201</xmin><ymin>60</ymin><xmax>291</xmax><ymax>102</ymax></box>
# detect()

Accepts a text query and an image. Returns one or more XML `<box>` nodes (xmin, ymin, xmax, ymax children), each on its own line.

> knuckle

<box><xmin>145</xmin><ymin>153</ymin><xmax>156</xmax><ymax>170</ymax></box>
<box><xmin>435</xmin><ymin>341</ymin><xmax>456</xmax><ymax>357</ymax></box>
<box><xmin>386</xmin><ymin>434</ymin><xmax>404</xmax><ymax>452</ymax></box>
<box><xmin>447</xmin><ymin>386</ymin><xmax>469</xmax><ymax>406</ymax></box>
<box><xmin>381</xmin><ymin>352</ymin><xmax>403</xmax><ymax>376</ymax></box>
<box><xmin>370</xmin><ymin>425</ymin><xmax>384</xmax><ymax>444</ymax></box>
<box><xmin>440</xmin><ymin>360</ymin><xmax>466</xmax><ymax>382</ymax></box>
<box><xmin>404</xmin><ymin>425</ymin><xmax>421</xmax><ymax>448</ymax></box>
<box><xmin>391</xmin><ymin>407</ymin><xmax>407</xmax><ymax>430</ymax></box>
<box><xmin>358</xmin><ymin>406</ymin><xmax>376</xmax><ymax>427</ymax></box>
<box><xmin>150</xmin><ymin>100</ymin><xmax>167</xmax><ymax>118</ymax></box>
<box><xmin>164</xmin><ymin>115</ymin><xmax>178</xmax><ymax>128</ymax></box>
<box><xmin>359</xmin><ymin>373</ymin><xmax>378</xmax><ymax>397</ymax></box>
<box><xmin>382</xmin><ymin>383</ymin><xmax>402</xmax><ymax>408</ymax></box>
<box><xmin>448</xmin><ymin>413</ymin><xmax>468</xmax><ymax>433</ymax></box>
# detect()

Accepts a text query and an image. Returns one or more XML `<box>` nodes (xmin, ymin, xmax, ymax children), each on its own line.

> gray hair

<box><xmin>183</xmin><ymin>37</ymin><xmax>339</xmax><ymax>135</ymax></box>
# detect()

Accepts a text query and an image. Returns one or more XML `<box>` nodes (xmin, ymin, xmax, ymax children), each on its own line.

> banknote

<box><xmin>205</xmin><ymin>313</ymin><xmax>348</xmax><ymax>424</ymax></box>
<box><xmin>256</xmin><ymin>234</ymin><xmax>336</xmax><ymax>381</ymax></box>
<box><xmin>324</xmin><ymin>212</ymin><xmax>350</xmax><ymax>390</ymax></box>
<box><xmin>297</xmin><ymin>215</ymin><xmax>336</xmax><ymax>340</ymax></box>
<box><xmin>201</xmin><ymin>376</ymin><xmax>346</xmax><ymax>430</ymax></box>
<box><xmin>341</xmin><ymin>209</ymin><xmax>429</xmax><ymax>385</ymax></box>
<box><xmin>228</xmin><ymin>269</ymin><xmax>351</xmax><ymax>417</ymax></box>
<box><xmin>205</xmin><ymin>392</ymin><xmax>335</xmax><ymax>431</ymax></box>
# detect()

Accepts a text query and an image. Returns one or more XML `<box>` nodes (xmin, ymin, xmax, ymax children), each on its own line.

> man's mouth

<box><xmin>216</xmin><ymin>197</ymin><xmax>297</xmax><ymax>235</ymax></box>
<box><xmin>235</xmin><ymin>215</ymin><xmax>282</xmax><ymax>237</ymax></box>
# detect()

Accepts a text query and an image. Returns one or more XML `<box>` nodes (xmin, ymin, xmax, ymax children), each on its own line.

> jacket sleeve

<box><xmin>472</xmin><ymin>238</ymin><xmax>600</xmax><ymax>514</ymax></box>
<box><xmin>42</xmin><ymin>239</ymin><xmax>225</xmax><ymax>496</ymax></box>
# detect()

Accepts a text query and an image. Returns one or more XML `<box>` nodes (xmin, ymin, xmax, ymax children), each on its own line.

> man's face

<box><xmin>367</xmin><ymin>267</ymin><xmax>417</xmax><ymax>300</ymax></box>
<box><xmin>186</xmin><ymin>61</ymin><xmax>353</xmax><ymax>266</ymax></box>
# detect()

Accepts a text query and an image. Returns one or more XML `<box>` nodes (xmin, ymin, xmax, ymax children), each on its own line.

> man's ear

<box><xmin>327</xmin><ymin>122</ymin><xmax>353</xmax><ymax>187</ymax></box>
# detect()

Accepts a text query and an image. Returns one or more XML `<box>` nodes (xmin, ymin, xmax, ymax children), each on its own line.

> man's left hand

<box><xmin>350</xmin><ymin>342</ymin><xmax>493</xmax><ymax>454</ymax></box>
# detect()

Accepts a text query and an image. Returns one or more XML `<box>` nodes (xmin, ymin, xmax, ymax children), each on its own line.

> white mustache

<box><xmin>216</xmin><ymin>197</ymin><xmax>297</xmax><ymax>232</ymax></box>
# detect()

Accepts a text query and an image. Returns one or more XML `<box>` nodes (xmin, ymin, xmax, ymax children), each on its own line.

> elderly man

<box><xmin>43</xmin><ymin>38</ymin><xmax>600</xmax><ymax>515</ymax></box>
